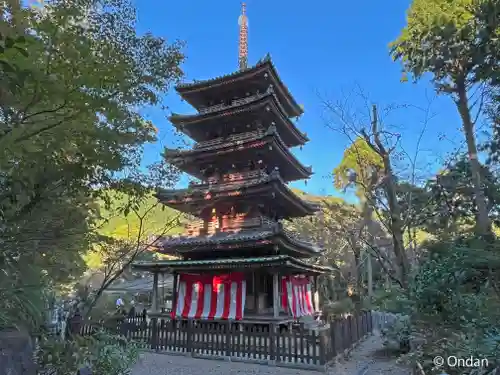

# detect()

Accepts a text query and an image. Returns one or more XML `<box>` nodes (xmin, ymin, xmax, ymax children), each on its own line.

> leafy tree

<box><xmin>0</xmin><ymin>0</ymin><xmax>184</xmax><ymax>329</ymax></box>
<box><xmin>425</xmin><ymin>156</ymin><xmax>500</xmax><ymax>235</ymax></box>
<box><xmin>484</xmin><ymin>88</ymin><xmax>500</xmax><ymax>164</ymax></box>
<box><xmin>334</xmin><ymin>137</ymin><xmax>384</xmax><ymax>200</ymax></box>
<box><xmin>405</xmin><ymin>236</ymin><xmax>500</xmax><ymax>374</ymax></box>
<box><xmin>325</xmin><ymin>101</ymin><xmax>411</xmax><ymax>288</ymax></box>
<box><xmin>287</xmin><ymin>193</ymin><xmax>359</xmax><ymax>304</ymax></box>
<box><xmin>333</xmin><ymin>137</ymin><xmax>383</xmax><ymax>296</ymax></box>
<box><xmin>390</xmin><ymin>0</ymin><xmax>500</xmax><ymax>236</ymax></box>
<box><xmin>82</xmin><ymin>186</ymin><xmax>183</xmax><ymax>316</ymax></box>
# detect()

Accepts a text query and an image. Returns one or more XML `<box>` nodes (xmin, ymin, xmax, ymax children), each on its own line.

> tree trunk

<box><xmin>366</xmin><ymin>247</ymin><xmax>373</xmax><ymax>299</ymax></box>
<box><xmin>360</xmin><ymin>194</ymin><xmax>375</xmax><ymax>299</ymax></box>
<box><xmin>351</xmin><ymin>241</ymin><xmax>362</xmax><ymax>296</ymax></box>
<box><xmin>370</xmin><ymin>105</ymin><xmax>410</xmax><ymax>289</ymax></box>
<box><xmin>456</xmin><ymin>80</ymin><xmax>491</xmax><ymax>236</ymax></box>
<box><xmin>382</xmin><ymin>154</ymin><xmax>410</xmax><ymax>289</ymax></box>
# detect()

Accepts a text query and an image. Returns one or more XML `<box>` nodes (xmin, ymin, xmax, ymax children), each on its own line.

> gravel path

<box><xmin>332</xmin><ymin>333</ymin><xmax>411</xmax><ymax>375</ymax></box>
<box><xmin>131</xmin><ymin>333</ymin><xmax>410</xmax><ymax>375</ymax></box>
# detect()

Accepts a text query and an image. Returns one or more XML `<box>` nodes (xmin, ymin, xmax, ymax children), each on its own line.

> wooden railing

<box><xmin>184</xmin><ymin>220</ymin><xmax>215</xmax><ymax>236</ymax></box>
<box><xmin>193</xmin><ymin>129</ymin><xmax>264</xmax><ymax>150</ymax></box>
<box><xmin>81</xmin><ymin>310</ymin><xmax>374</xmax><ymax>370</ymax></box>
<box><xmin>221</xmin><ymin>169</ymin><xmax>265</xmax><ymax>182</ymax></box>
<box><xmin>197</xmin><ymin>91</ymin><xmax>269</xmax><ymax>115</ymax></box>
<box><xmin>184</xmin><ymin>215</ymin><xmax>277</xmax><ymax>236</ymax></box>
<box><xmin>193</xmin><ymin>169</ymin><xmax>267</xmax><ymax>187</ymax></box>
<box><xmin>220</xmin><ymin>215</ymin><xmax>260</xmax><ymax>231</ymax></box>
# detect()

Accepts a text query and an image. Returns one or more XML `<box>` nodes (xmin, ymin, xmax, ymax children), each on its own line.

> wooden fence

<box><xmin>81</xmin><ymin>310</ymin><xmax>374</xmax><ymax>371</ymax></box>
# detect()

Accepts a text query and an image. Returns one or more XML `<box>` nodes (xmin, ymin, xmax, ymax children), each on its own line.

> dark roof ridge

<box><xmin>154</xmin><ymin>225</ymin><xmax>322</xmax><ymax>255</ymax></box>
<box><xmin>175</xmin><ymin>55</ymin><xmax>303</xmax><ymax>118</ymax></box>
<box><xmin>163</xmin><ymin>130</ymin><xmax>313</xmax><ymax>178</ymax></box>
<box><xmin>176</xmin><ymin>55</ymin><xmax>271</xmax><ymax>89</ymax></box>
<box><xmin>156</xmin><ymin>170</ymin><xmax>317</xmax><ymax>215</ymax></box>
<box><xmin>169</xmin><ymin>90</ymin><xmax>308</xmax><ymax>145</ymax></box>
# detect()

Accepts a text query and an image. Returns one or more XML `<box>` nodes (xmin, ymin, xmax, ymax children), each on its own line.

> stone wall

<box><xmin>0</xmin><ymin>329</ymin><xmax>36</xmax><ymax>375</ymax></box>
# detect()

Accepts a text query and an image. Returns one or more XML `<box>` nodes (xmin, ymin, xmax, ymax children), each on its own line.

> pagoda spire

<box><xmin>238</xmin><ymin>2</ymin><xmax>248</xmax><ymax>70</ymax></box>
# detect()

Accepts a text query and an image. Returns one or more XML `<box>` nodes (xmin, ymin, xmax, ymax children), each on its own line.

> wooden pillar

<box><xmin>313</xmin><ymin>275</ymin><xmax>320</xmax><ymax>312</ymax></box>
<box><xmin>172</xmin><ymin>271</ymin><xmax>178</xmax><ymax>317</ymax></box>
<box><xmin>252</xmin><ymin>272</ymin><xmax>257</xmax><ymax>313</ymax></box>
<box><xmin>254</xmin><ymin>270</ymin><xmax>260</xmax><ymax>313</ymax></box>
<box><xmin>273</xmin><ymin>272</ymin><xmax>279</xmax><ymax>318</ymax></box>
<box><xmin>151</xmin><ymin>270</ymin><xmax>159</xmax><ymax>313</ymax></box>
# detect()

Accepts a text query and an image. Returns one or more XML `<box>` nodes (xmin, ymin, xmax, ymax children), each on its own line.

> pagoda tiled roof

<box><xmin>156</xmin><ymin>170</ymin><xmax>319</xmax><ymax>218</ymax></box>
<box><xmin>175</xmin><ymin>55</ymin><xmax>303</xmax><ymax>118</ymax></box>
<box><xmin>169</xmin><ymin>88</ymin><xmax>308</xmax><ymax>147</ymax></box>
<box><xmin>132</xmin><ymin>255</ymin><xmax>335</xmax><ymax>275</ymax></box>
<box><xmin>155</xmin><ymin>221</ymin><xmax>322</xmax><ymax>257</ymax></box>
<box><xmin>163</xmin><ymin>126</ymin><xmax>313</xmax><ymax>182</ymax></box>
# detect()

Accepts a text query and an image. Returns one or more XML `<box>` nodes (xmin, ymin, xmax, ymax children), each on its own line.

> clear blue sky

<box><xmin>134</xmin><ymin>0</ymin><xmax>463</xmax><ymax>200</ymax></box>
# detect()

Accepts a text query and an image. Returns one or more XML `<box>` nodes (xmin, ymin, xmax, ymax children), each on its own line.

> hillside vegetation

<box><xmin>98</xmin><ymin>191</ymin><xmax>184</xmax><ymax>240</ymax></box>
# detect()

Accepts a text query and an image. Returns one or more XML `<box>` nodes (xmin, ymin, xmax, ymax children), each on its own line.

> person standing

<box><xmin>128</xmin><ymin>300</ymin><xmax>136</xmax><ymax>317</ymax></box>
<box><xmin>116</xmin><ymin>296</ymin><xmax>124</xmax><ymax>311</ymax></box>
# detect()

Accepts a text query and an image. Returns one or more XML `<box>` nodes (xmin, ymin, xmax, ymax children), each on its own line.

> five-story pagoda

<box><xmin>133</xmin><ymin>3</ymin><xmax>332</xmax><ymax>324</ymax></box>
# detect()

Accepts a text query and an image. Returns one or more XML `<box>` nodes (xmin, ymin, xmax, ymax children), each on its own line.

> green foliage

<box><xmin>287</xmin><ymin>191</ymin><xmax>361</xmax><ymax>303</ymax></box>
<box><xmin>390</xmin><ymin>0</ymin><xmax>499</xmax><ymax>89</ymax></box>
<box><xmin>0</xmin><ymin>264</ymin><xmax>48</xmax><ymax>331</ymax></box>
<box><xmin>0</xmin><ymin>0</ymin><xmax>184</xmax><ymax>332</ymax></box>
<box><xmin>37</xmin><ymin>331</ymin><xmax>139</xmax><ymax>375</ymax></box>
<box><xmin>380</xmin><ymin>315</ymin><xmax>411</xmax><ymax>353</ymax></box>
<box><xmin>333</xmin><ymin>137</ymin><xmax>383</xmax><ymax>198</ymax></box>
<box><xmin>371</xmin><ymin>288</ymin><xmax>413</xmax><ymax>315</ymax></box>
<box><xmin>412</xmin><ymin>157</ymin><xmax>500</xmax><ymax>235</ymax></box>
<box><xmin>389</xmin><ymin>236</ymin><xmax>500</xmax><ymax>373</ymax></box>
<box><xmin>98</xmin><ymin>192</ymin><xmax>183</xmax><ymax>241</ymax></box>
<box><xmin>322</xmin><ymin>297</ymin><xmax>355</xmax><ymax>318</ymax></box>
<box><xmin>484</xmin><ymin>90</ymin><xmax>500</xmax><ymax>164</ymax></box>
<box><xmin>392</xmin><ymin>0</ymin><xmax>498</xmax><ymax>237</ymax></box>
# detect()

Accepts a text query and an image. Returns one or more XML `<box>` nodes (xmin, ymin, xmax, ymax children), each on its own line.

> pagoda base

<box><xmin>148</xmin><ymin>311</ymin><xmax>322</xmax><ymax>331</ymax></box>
<box><xmin>147</xmin><ymin>311</ymin><xmax>295</xmax><ymax>325</ymax></box>
<box><xmin>238</xmin><ymin>313</ymin><xmax>295</xmax><ymax>325</ymax></box>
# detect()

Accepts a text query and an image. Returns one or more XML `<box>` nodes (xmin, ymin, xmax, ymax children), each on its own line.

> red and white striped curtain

<box><xmin>171</xmin><ymin>272</ymin><xmax>246</xmax><ymax>320</ymax></box>
<box><xmin>281</xmin><ymin>275</ymin><xmax>314</xmax><ymax>318</ymax></box>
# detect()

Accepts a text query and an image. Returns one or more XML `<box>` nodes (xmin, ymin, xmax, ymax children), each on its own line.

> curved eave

<box><xmin>285</xmin><ymin>258</ymin><xmax>334</xmax><ymax>275</ymax></box>
<box><xmin>274</xmin><ymin>180</ymin><xmax>320</xmax><ymax>216</ymax></box>
<box><xmin>163</xmin><ymin>133</ymin><xmax>313</xmax><ymax>182</ymax></box>
<box><xmin>156</xmin><ymin>225</ymin><xmax>321</xmax><ymax>258</ymax></box>
<box><xmin>273</xmin><ymin>235</ymin><xmax>321</xmax><ymax>257</ymax></box>
<box><xmin>175</xmin><ymin>57</ymin><xmax>303</xmax><ymax>118</ymax></box>
<box><xmin>156</xmin><ymin>177</ymin><xmax>317</xmax><ymax>218</ymax></box>
<box><xmin>265</xmin><ymin>60</ymin><xmax>303</xmax><ymax>117</ymax></box>
<box><xmin>132</xmin><ymin>255</ymin><xmax>333</xmax><ymax>275</ymax></box>
<box><xmin>169</xmin><ymin>93</ymin><xmax>308</xmax><ymax>147</ymax></box>
<box><xmin>132</xmin><ymin>256</ymin><xmax>288</xmax><ymax>272</ymax></box>
<box><xmin>157</xmin><ymin>231</ymin><xmax>276</xmax><ymax>252</ymax></box>
<box><xmin>158</xmin><ymin>237</ymin><xmax>319</xmax><ymax>258</ymax></box>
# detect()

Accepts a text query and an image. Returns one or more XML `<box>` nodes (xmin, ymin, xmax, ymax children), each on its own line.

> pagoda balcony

<box><xmin>192</xmin><ymin>129</ymin><xmax>265</xmax><ymax>151</ymax></box>
<box><xmin>164</xmin><ymin>125</ymin><xmax>313</xmax><ymax>182</ymax></box>
<box><xmin>197</xmin><ymin>90</ymin><xmax>270</xmax><ymax>115</ymax></box>
<box><xmin>184</xmin><ymin>215</ymin><xmax>276</xmax><ymax>237</ymax></box>
<box><xmin>170</xmin><ymin>86</ymin><xmax>308</xmax><ymax>148</ymax></box>
<box><xmin>153</xmin><ymin>217</ymin><xmax>323</xmax><ymax>259</ymax></box>
<box><xmin>189</xmin><ymin>169</ymin><xmax>267</xmax><ymax>188</ymax></box>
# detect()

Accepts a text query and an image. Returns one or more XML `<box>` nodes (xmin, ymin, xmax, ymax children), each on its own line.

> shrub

<box><xmin>380</xmin><ymin>314</ymin><xmax>411</xmax><ymax>353</ymax></box>
<box><xmin>37</xmin><ymin>330</ymin><xmax>139</xmax><ymax>375</ymax></box>
<box><xmin>401</xmin><ymin>237</ymin><xmax>500</xmax><ymax>374</ymax></box>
